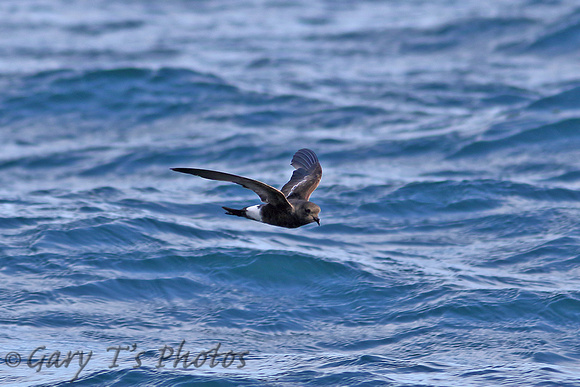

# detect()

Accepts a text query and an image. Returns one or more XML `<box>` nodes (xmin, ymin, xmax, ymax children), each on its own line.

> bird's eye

<box><xmin>305</xmin><ymin>209</ymin><xmax>311</xmax><ymax>213</ymax></box>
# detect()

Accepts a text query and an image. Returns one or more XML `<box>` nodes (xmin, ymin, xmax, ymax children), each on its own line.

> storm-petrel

<box><xmin>171</xmin><ymin>148</ymin><xmax>322</xmax><ymax>228</ymax></box>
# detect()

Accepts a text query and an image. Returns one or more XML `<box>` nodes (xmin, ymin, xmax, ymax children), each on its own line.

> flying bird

<box><xmin>171</xmin><ymin>149</ymin><xmax>322</xmax><ymax>228</ymax></box>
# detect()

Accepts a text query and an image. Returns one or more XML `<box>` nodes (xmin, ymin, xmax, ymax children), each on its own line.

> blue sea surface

<box><xmin>2</xmin><ymin>0</ymin><xmax>580</xmax><ymax>385</ymax></box>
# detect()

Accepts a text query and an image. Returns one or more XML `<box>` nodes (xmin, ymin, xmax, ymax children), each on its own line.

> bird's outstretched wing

<box><xmin>171</xmin><ymin>168</ymin><xmax>292</xmax><ymax>209</ymax></box>
<box><xmin>281</xmin><ymin>149</ymin><xmax>322</xmax><ymax>200</ymax></box>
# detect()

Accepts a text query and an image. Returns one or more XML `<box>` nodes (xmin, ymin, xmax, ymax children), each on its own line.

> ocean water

<box><xmin>2</xmin><ymin>0</ymin><xmax>580</xmax><ymax>385</ymax></box>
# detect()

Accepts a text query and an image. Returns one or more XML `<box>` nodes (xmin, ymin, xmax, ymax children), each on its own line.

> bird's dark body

<box><xmin>224</xmin><ymin>199</ymin><xmax>313</xmax><ymax>228</ymax></box>
<box><xmin>172</xmin><ymin>149</ymin><xmax>322</xmax><ymax>228</ymax></box>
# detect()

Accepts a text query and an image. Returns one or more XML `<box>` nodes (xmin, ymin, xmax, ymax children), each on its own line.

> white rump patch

<box><xmin>245</xmin><ymin>205</ymin><xmax>262</xmax><ymax>221</ymax></box>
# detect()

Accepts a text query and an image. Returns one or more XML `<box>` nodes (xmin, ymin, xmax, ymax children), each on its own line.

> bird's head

<box><xmin>300</xmin><ymin>202</ymin><xmax>321</xmax><ymax>226</ymax></box>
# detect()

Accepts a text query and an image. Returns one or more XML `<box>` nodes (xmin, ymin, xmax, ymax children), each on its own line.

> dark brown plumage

<box><xmin>171</xmin><ymin>149</ymin><xmax>322</xmax><ymax>228</ymax></box>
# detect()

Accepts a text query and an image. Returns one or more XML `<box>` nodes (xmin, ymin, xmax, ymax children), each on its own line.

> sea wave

<box><xmin>3</xmin><ymin>1</ymin><xmax>580</xmax><ymax>386</ymax></box>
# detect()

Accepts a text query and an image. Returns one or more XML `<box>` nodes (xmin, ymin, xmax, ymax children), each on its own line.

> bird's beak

<box><xmin>314</xmin><ymin>217</ymin><xmax>320</xmax><ymax>226</ymax></box>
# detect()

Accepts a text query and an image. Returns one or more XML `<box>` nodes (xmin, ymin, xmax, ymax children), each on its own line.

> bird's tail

<box><xmin>222</xmin><ymin>206</ymin><xmax>246</xmax><ymax>217</ymax></box>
